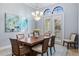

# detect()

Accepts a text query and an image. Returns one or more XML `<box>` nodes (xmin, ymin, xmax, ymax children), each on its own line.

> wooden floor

<box><xmin>37</xmin><ymin>44</ymin><xmax>79</xmax><ymax>56</ymax></box>
<box><xmin>67</xmin><ymin>49</ymin><xmax>79</xmax><ymax>56</ymax></box>
<box><xmin>0</xmin><ymin>44</ymin><xmax>79</xmax><ymax>56</ymax></box>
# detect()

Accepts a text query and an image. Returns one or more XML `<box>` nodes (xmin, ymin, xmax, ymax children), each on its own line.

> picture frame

<box><xmin>5</xmin><ymin>13</ymin><xmax>28</xmax><ymax>32</ymax></box>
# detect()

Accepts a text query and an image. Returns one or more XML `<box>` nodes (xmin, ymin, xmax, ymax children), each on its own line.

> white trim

<box><xmin>0</xmin><ymin>45</ymin><xmax>11</xmax><ymax>56</ymax></box>
<box><xmin>0</xmin><ymin>45</ymin><xmax>11</xmax><ymax>51</ymax></box>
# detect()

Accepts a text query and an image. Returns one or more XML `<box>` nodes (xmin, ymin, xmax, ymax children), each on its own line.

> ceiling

<box><xmin>25</xmin><ymin>3</ymin><xmax>56</xmax><ymax>10</ymax></box>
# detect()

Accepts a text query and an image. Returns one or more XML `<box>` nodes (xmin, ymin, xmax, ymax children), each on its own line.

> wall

<box><xmin>0</xmin><ymin>3</ymin><xmax>33</xmax><ymax>48</ymax></box>
<box><xmin>62</xmin><ymin>3</ymin><xmax>78</xmax><ymax>39</ymax></box>
<box><xmin>77</xmin><ymin>4</ymin><xmax>79</xmax><ymax>48</ymax></box>
<box><xmin>78</xmin><ymin>4</ymin><xmax>79</xmax><ymax>35</ymax></box>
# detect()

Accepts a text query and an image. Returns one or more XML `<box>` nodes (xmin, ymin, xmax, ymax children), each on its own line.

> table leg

<box><xmin>67</xmin><ymin>43</ymin><xmax>69</xmax><ymax>49</ymax></box>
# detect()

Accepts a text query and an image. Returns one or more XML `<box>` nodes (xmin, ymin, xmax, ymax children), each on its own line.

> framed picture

<box><xmin>5</xmin><ymin>13</ymin><xmax>28</xmax><ymax>32</ymax></box>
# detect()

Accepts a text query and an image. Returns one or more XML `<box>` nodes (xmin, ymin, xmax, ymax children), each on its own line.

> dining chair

<box><xmin>9</xmin><ymin>38</ymin><xmax>30</xmax><ymax>56</ymax></box>
<box><xmin>33</xmin><ymin>31</ymin><xmax>40</xmax><ymax>37</ymax></box>
<box><xmin>44</xmin><ymin>31</ymin><xmax>51</xmax><ymax>36</ymax></box>
<box><xmin>32</xmin><ymin>37</ymin><xmax>50</xmax><ymax>56</ymax></box>
<box><xmin>48</xmin><ymin>35</ymin><xmax>56</xmax><ymax>55</ymax></box>
<box><xmin>16</xmin><ymin>34</ymin><xmax>25</xmax><ymax>40</ymax></box>
<box><xmin>63</xmin><ymin>33</ymin><xmax>78</xmax><ymax>49</ymax></box>
<box><xmin>16</xmin><ymin>34</ymin><xmax>26</xmax><ymax>49</ymax></box>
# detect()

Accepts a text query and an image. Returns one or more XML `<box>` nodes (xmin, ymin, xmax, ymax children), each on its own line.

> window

<box><xmin>43</xmin><ymin>8</ymin><xmax>52</xmax><ymax>16</ymax></box>
<box><xmin>52</xmin><ymin>6</ymin><xmax>63</xmax><ymax>14</ymax></box>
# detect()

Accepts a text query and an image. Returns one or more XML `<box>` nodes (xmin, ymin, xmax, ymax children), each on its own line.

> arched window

<box><xmin>43</xmin><ymin>8</ymin><xmax>52</xmax><ymax>16</ymax></box>
<box><xmin>52</xmin><ymin>6</ymin><xmax>63</xmax><ymax>14</ymax></box>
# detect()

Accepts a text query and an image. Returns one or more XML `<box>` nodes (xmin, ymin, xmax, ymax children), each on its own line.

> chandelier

<box><xmin>32</xmin><ymin>11</ymin><xmax>43</xmax><ymax>21</ymax></box>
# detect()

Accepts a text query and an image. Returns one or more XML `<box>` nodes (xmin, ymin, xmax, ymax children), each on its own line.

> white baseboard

<box><xmin>0</xmin><ymin>45</ymin><xmax>11</xmax><ymax>51</ymax></box>
<box><xmin>0</xmin><ymin>45</ymin><xmax>11</xmax><ymax>56</ymax></box>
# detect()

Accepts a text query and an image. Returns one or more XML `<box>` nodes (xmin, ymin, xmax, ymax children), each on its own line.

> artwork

<box><xmin>5</xmin><ymin>13</ymin><xmax>28</xmax><ymax>32</ymax></box>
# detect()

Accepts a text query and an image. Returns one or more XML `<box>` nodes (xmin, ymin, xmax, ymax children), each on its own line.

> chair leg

<box><xmin>12</xmin><ymin>54</ymin><xmax>13</xmax><ymax>56</ymax></box>
<box><xmin>74</xmin><ymin>43</ymin><xmax>76</xmax><ymax>49</ymax></box>
<box><xmin>41</xmin><ymin>53</ymin><xmax>43</xmax><ymax>56</ymax></box>
<box><xmin>63</xmin><ymin>41</ymin><xmax>65</xmax><ymax>46</ymax></box>
<box><xmin>70</xmin><ymin>43</ymin><xmax>72</xmax><ymax>47</ymax></box>
<box><xmin>47</xmin><ymin>51</ymin><xmax>49</xmax><ymax>56</ymax></box>
<box><xmin>50</xmin><ymin>47</ymin><xmax>52</xmax><ymax>55</ymax></box>
<box><xmin>67</xmin><ymin>43</ymin><xmax>69</xmax><ymax>49</ymax></box>
<box><xmin>53</xmin><ymin>46</ymin><xmax>56</xmax><ymax>52</ymax></box>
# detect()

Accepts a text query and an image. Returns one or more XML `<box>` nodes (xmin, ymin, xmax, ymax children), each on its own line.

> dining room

<box><xmin>0</xmin><ymin>3</ymin><xmax>79</xmax><ymax>56</ymax></box>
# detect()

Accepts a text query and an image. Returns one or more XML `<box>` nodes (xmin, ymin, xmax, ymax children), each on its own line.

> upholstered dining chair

<box><xmin>44</xmin><ymin>31</ymin><xmax>52</xmax><ymax>36</ymax></box>
<box><xmin>9</xmin><ymin>38</ymin><xmax>30</xmax><ymax>56</ymax></box>
<box><xmin>48</xmin><ymin>35</ymin><xmax>56</xmax><ymax>55</ymax></box>
<box><xmin>63</xmin><ymin>33</ymin><xmax>77</xmax><ymax>49</ymax></box>
<box><xmin>33</xmin><ymin>31</ymin><xmax>40</xmax><ymax>37</ymax></box>
<box><xmin>33</xmin><ymin>29</ymin><xmax>40</xmax><ymax>37</ymax></box>
<box><xmin>16</xmin><ymin>34</ymin><xmax>26</xmax><ymax>49</ymax></box>
<box><xmin>32</xmin><ymin>37</ymin><xmax>50</xmax><ymax>56</ymax></box>
<box><xmin>16</xmin><ymin>34</ymin><xmax>25</xmax><ymax>40</ymax></box>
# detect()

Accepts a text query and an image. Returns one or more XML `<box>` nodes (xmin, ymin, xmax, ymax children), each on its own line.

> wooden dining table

<box><xmin>18</xmin><ymin>35</ymin><xmax>50</xmax><ymax>56</ymax></box>
<box><xmin>19</xmin><ymin>36</ymin><xmax>44</xmax><ymax>46</ymax></box>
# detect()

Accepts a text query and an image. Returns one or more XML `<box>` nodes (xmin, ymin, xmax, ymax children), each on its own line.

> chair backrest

<box><xmin>70</xmin><ymin>33</ymin><xmax>77</xmax><ymax>41</ymax></box>
<box><xmin>75</xmin><ymin>34</ymin><xmax>78</xmax><ymax>48</ymax></box>
<box><xmin>44</xmin><ymin>31</ymin><xmax>51</xmax><ymax>36</ymax></box>
<box><xmin>42</xmin><ymin>37</ymin><xmax>50</xmax><ymax>53</ymax></box>
<box><xmin>33</xmin><ymin>31</ymin><xmax>40</xmax><ymax>37</ymax></box>
<box><xmin>50</xmin><ymin>35</ymin><xmax>55</xmax><ymax>47</ymax></box>
<box><xmin>16</xmin><ymin>34</ymin><xmax>25</xmax><ymax>40</ymax></box>
<box><xmin>9</xmin><ymin>38</ymin><xmax>20</xmax><ymax>55</ymax></box>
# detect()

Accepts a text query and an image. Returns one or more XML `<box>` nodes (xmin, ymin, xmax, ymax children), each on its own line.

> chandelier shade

<box><xmin>32</xmin><ymin>11</ymin><xmax>43</xmax><ymax>21</ymax></box>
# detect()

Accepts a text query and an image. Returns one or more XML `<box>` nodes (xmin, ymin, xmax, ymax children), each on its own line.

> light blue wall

<box><xmin>77</xmin><ymin>4</ymin><xmax>79</xmax><ymax>48</ymax></box>
<box><xmin>62</xmin><ymin>3</ymin><xmax>78</xmax><ymax>38</ymax></box>
<box><xmin>0</xmin><ymin>3</ymin><xmax>33</xmax><ymax>48</ymax></box>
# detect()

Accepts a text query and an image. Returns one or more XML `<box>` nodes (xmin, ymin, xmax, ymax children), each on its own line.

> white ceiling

<box><xmin>25</xmin><ymin>3</ymin><xmax>56</xmax><ymax>10</ymax></box>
